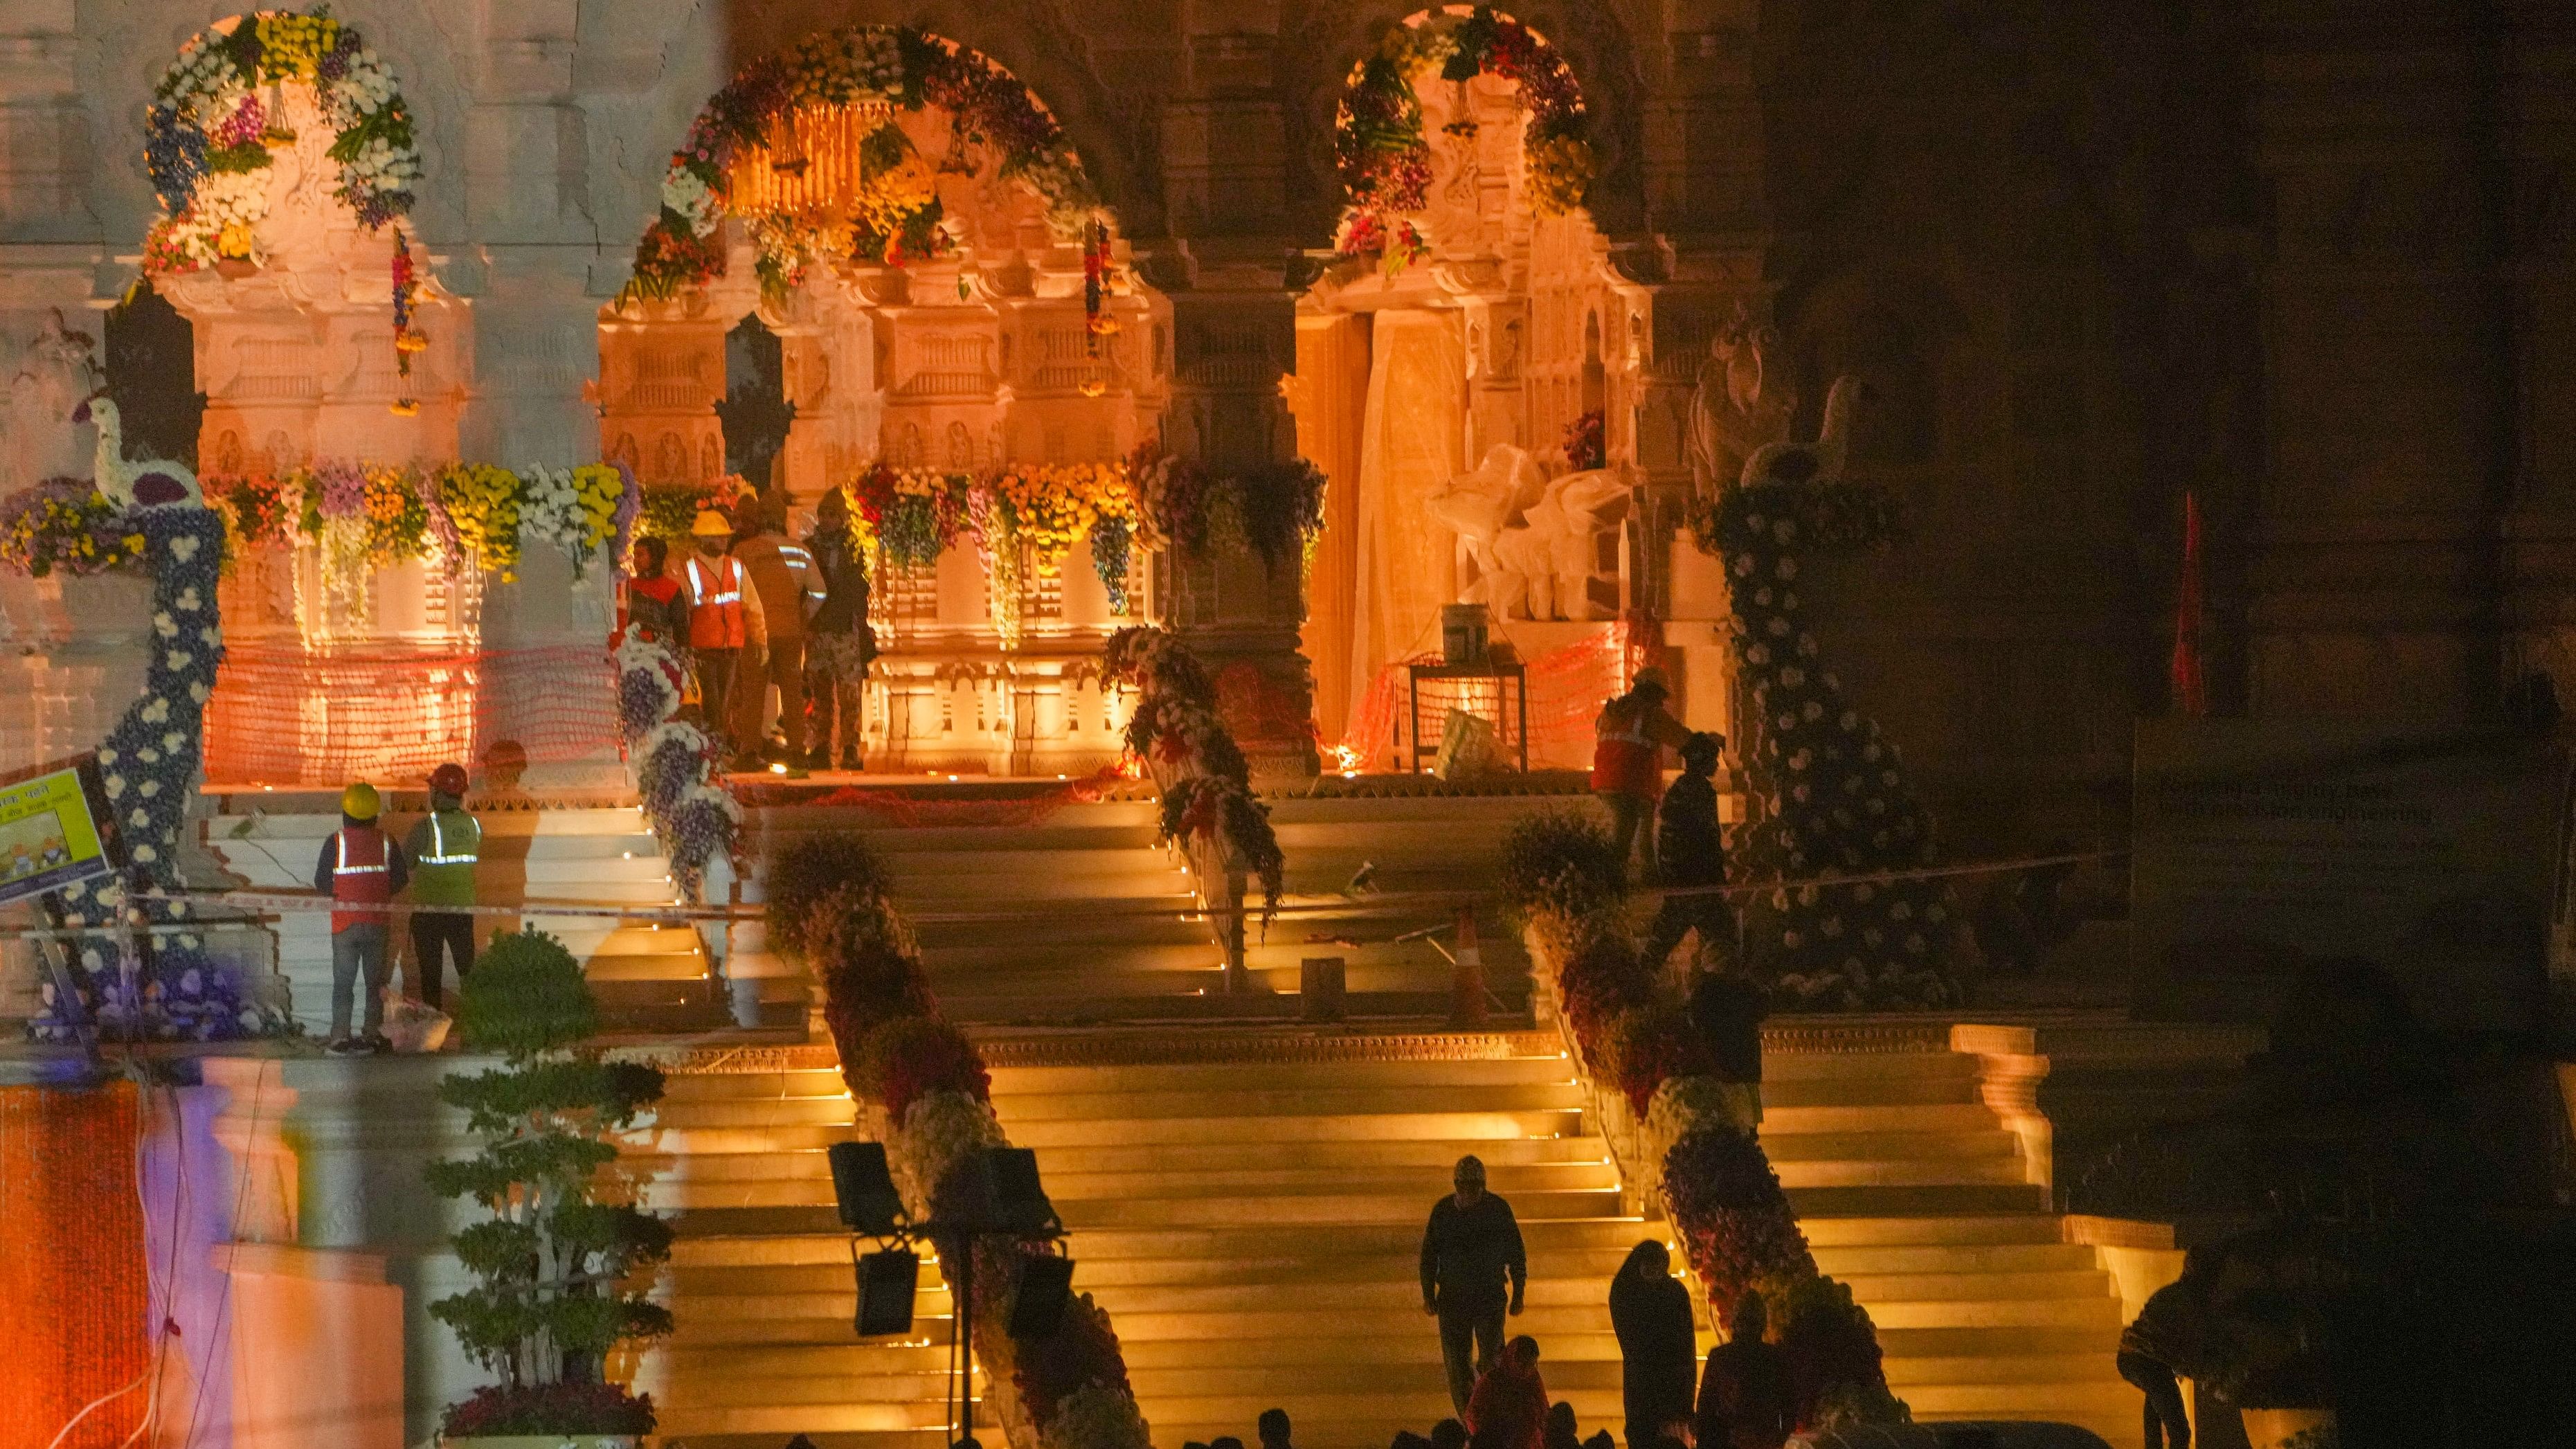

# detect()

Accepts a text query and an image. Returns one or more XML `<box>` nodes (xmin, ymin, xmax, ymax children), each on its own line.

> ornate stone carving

<box><xmin>1</xmin><ymin>308</ymin><xmax>100</xmax><ymax>494</ymax></box>
<box><xmin>1686</xmin><ymin>312</ymin><xmax>1796</xmax><ymax>497</ymax></box>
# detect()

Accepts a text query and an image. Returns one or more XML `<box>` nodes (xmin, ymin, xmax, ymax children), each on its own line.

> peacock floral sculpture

<box><xmin>1688</xmin><ymin>378</ymin><xmax>1964</xmax><ymax>1009</ymax></box>
<box><xmin>21</xmin><ymin>389</ymin><xmax>285</xmax><ymax>1041</ymax></box>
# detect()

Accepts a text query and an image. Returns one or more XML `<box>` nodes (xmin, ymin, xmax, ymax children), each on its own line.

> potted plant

<box><xmin>425</xmin><ymin>928</ymin><xmax>674</xmax><ymax>1446</ymax></box>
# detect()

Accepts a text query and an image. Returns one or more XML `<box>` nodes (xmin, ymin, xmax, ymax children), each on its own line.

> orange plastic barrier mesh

<box><xmin>204</xmin><ymin>642</ymin><xmax>620</xmax><ymax>786</ymax></box>
<box><xmin>0</xmin><ymin>1081</ymin><xmax>148</xmax><ymax>1449</ymax></box>
<box><xmin>1339</xmin><ymin>617</ymin><xmax>1656</xmax><ymax>773</ymax></box>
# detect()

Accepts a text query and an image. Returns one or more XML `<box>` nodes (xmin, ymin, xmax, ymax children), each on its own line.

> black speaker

<box><xmin>856</xmin><ymin>1248</ymin><xmax>919</xmax><ymax>1337</ymax></box>
<box><xmin>1009</xmin><ymin>1254</ymin><xmax>1076</xmax><ymax>1340</ymax></box>
<box><xmin>829</xmin><ymin>1140</ymin><xmax>905</xmax><ymax>1235</ymax></box>
<box><xmin>980</xmin><ymin>1146</ymin><xmax>1055</xmax><ymax>1234</ymax></box>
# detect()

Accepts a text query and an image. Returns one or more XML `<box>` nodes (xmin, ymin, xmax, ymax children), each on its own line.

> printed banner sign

<box><xmin>0</xmin><ymin>755</ymin><xmax>117</xmax><ymax>909</ymax></box>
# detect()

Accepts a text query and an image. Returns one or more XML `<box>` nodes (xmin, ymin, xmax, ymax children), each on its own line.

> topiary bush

<box><xmin>426</xmin><ymin>929</ymin><xmax>673</xmax><ymax>1436</ymax></box>
<box><xmin>764</xmin><ymin>830</ymin><xmax>894</xmax><ymax>959</ymax></box>
<box><xmin>1499</xmin><ymin>808</ymin><xmax>1628</xmax><ymax>937</ymax></box>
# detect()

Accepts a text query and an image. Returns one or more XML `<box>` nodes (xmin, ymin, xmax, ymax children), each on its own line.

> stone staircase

<box><xmin>1757</xmin><ymin>1041</ymin><xmax>2139</xmax><ymax>1448</ymax></box>
<box><xmin>741</xmin><ymin>792</ymin><xmax>1562</xmax><ymax>1023</ymax></box>
<box><xmin>614</xmin><ymin>1031</ymin><xmax>1651</xmax><ymax>1449</ymax></box>
<box><xmin>197</xmin><ymin>795</ymin><xmax>701</xmax><ymax>1033</ymax></box>
<box><xmin>618</xmin><ymin>1026</ymin><xmax>2145</xmax><ymax>1449</ymax></box>
<box><xmin>983</xmin><ymin>1033</ymin><xmax>1643</xmax><ymax>1448</ymax></box>
<box><xmin>622</xmin><ymin>1049</ymin><xmax>972</xmax><ymax>1449</ymax></box>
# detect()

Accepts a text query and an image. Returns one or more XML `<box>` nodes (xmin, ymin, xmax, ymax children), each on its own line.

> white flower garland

<box><xmin>145</xmin><ymin>11</ymin><xmax>422</xmax><ymax>268</ymax></box>
<box><xmin>890</xmin><ymin>1089</ymin><xmax>1007</xmax><ymax>1221</ymax></box>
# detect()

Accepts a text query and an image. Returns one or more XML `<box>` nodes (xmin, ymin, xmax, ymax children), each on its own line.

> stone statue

<box><xmin>1425</xmin><ymin>444</ymin><xmax>1549</xmax><ymax>606</ymax></box>
<box><xmin>1740</xmin><ymin>374</ymin><xmax>1855</xmax><ymax>488</ymax></box>
<box><xmin>1490</xmin><ymin>466</ymin><xmax>1633</xmax><ymax>621</ymax></box>
<box><xmin>2</xmin><ymin>309</ymin><xmax>102</xmax><ymax>494</ymax></box>
<box><xmin>1686</xmin><ymin>314</ymin><xmax>1795</xmax><ymax>497</ymax></box>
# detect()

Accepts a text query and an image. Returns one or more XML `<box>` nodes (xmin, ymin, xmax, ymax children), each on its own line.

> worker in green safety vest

<box><xmin>404</xmin><ymin>761</ymin><xmax>482</xmax><ymax>1013</ymax></box>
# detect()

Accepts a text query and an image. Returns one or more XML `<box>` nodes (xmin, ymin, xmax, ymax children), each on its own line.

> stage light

<box><xmin>1009</xmin><ymin>1254</ymin><xmax>1075</xmax><ymax>1340</ymax></box>
<box><xmin>944</xmin><ymin>1146</ymin><xmax>1055</xmax><ymax>1235</ymax></box>
<box><xmin>857</xmin><ymin>1248</ymin><xmax>920</xmax><ymax>1337</ymax></box>
<box><xmin>827</xmin><ymin>1140</ymin><xmax>906</xmax><ymax>1236</ymax></box>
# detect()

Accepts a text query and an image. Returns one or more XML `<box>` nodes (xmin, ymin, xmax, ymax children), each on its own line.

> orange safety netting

<box><xmin>0</xmin><ymin>1081</ymin><xmax>148</xmax><ymax>1449</ymax></box>
<box><xmin>204</xmin><ymin>642</ymin><xmax>620</xmax><ymax>786</ymax></box>
<box><xmin>1338</xmin><ymin>616</ymin><xmax>1657</xmax><ymax>774</ymax></box>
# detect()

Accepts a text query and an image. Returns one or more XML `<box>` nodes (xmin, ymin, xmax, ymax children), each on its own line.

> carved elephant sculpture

<box><xmin>1489</xmin><ymin>467</ymin><xmax>1633</xmax><ymax>621</ymax></box>
<box><xmin>1425</xmin><ymin>444</ymin><xmax>1549</xmax><ymax>606</ymax></box>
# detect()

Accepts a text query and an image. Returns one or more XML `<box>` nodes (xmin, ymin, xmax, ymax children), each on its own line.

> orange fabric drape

<box><xmin>1350</xmin><ymin>309</ymin><xmax>1467</xmax><ymax>718</ymax></box>
<box><xmin>1295</xmin><ymin>313</ymin><xmax>1371</xmax><ymax>744</ymax></box>
<box><xmin>0</xmin><ymin>1081</ymin><xmax>150</xmax><ymax>1449</ymax></box>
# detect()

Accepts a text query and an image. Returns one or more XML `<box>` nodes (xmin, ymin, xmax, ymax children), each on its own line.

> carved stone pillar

<box><xmin>1148</xmin><ymin>5</ymin><xmax>1318</xmax><ymax>777</ymax></box>
<box><xmin>1151</xmin><ymin>253</ymin><xmax>1318</xmax><ymax>778</ymax></box>
<box><xmin>202</xmin><ymin>1055</ymin><xmax>485</xmax><ymax>1449</ymax></box>
<box><xmin>456</xmin><ymin>246</ymin><xmax>623</xmax><ymax>789</ymax></box>
<box><xmin>2249</xmin><ymin>19</ymin><xmax>2516</xmax><ymax>721</ymax></box>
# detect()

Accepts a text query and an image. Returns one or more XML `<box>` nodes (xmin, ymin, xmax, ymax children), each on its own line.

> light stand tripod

<box><xmin>827</xmin><ymin>1140</ymin><xmax>1076</xmax><ymax>1449</ymax></box>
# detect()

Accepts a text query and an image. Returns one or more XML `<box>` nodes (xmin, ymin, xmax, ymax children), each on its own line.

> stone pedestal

<box><xmin>202</xmin><ymin>1054</ymin><xmax>490</xmax><ymax>1449</ymax></box>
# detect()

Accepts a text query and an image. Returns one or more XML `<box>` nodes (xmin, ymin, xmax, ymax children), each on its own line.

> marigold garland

<box><xmin>194</xmin><ymin>459</ymin><xmax>644</xmax><ymax>585</ymax></box>
<box><xmin>1333</xmin><ymin>6</ymin><xmax>1595</xmax><ymax>273</ymax></box>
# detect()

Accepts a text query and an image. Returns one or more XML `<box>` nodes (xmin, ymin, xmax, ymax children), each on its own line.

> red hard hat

<box><xmin>429</xmin><ymin>762</ymin><xmax>469</xmax><ymax>797</ymax></box>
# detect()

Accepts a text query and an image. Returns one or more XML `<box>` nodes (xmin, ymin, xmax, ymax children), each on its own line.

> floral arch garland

<box><xmin>141</xmin><ymin>8</ymin><xmax>430</xmax><ymax>409</ymax></box>
<box><xmin>623</xmin><ymin>25</ymin><xmax>1108</xmax><ymax>307</ymax></box>
<box><xmin>1333</xmin><ymin>4</ymin><xmax>1595</xmax><ymax>273</ymax></box>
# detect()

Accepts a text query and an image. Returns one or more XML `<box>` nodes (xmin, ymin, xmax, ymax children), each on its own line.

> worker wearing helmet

<box><xmin>311</xmin><ymin>780</ymin><xmax>407</xmax><ymax>1055</ymax></box>
<box><xmin>683</xmin><ymin>507</ymin><xmax>764</xmax><ymax>756</ymax></box>
<box><xmin>404</xmin><ymin>762</ymin><xmax>481</xmax><ymax>1013</ymax></box>
<box><xmin>730</xmin><ymin>491</ymin><xmax>822</xmax><ymax>772</ymax></box>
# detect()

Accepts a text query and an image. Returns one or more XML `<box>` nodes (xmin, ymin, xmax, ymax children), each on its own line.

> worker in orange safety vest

<box><xmin>730</xmin><ymin>492</ymin><xmax>823</xmax><ymax>772</ymax></box>
<box><xmin>683</xmin><ymin>508</ymin><xmax>765</xmax><ymax>756</ymax></box>
<box><xmin>309</xmin><ymin>780</ymin><xmax>408</xmax><ymax>1055</ymax></box>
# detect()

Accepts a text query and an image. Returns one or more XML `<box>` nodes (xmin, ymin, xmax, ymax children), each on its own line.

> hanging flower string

<box><xmin>197</xmin><ymin>457</ymin><xmax>642</xmax><ymax>584</ymax></box>
<box><xmin>390</xmin><ymin>224</ymin><xmax>425</xmax><ymax>413</ymax></box>
<box><xmin>143</xmin><ymin>8</ymin><xmax>429</xmax><ymax>405</ymax></box>
<box><xmin>1332</xmin><ymin>4</ymin><xmax>1593</xmax><ymax>273</ymax></box>
<box><xmin>1083</xmin><ymin>220</ymin><xmax>1109</xmax><ymax>357</ymax></box>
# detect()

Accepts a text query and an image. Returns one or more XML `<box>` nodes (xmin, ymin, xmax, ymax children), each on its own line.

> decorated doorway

<box><xmin>600</xmin><ymin>26</ymin><xmax>1170</xmax><ymax>776</ymax></box>
<box><xmin>1295</xmin><ymin>6</ymin><xmax>1695</xmax><ymax>771</ymax></box>
<box><xmin>111</xmin><ymin>10</ymin><xmax>510</xmax><ymax>785</ymax></box>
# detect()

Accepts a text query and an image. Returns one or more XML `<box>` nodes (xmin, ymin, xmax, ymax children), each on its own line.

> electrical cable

<box><xmin>179</xmin><ymin>1061</ymin><xmax>269</xmax><ymax>1449</ymax></box>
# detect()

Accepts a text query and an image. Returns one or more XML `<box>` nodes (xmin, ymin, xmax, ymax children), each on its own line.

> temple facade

<box><xmin>0</xmin><ymin>0</ymin><xmax>2565</xmax><ymax>845</ymax></box>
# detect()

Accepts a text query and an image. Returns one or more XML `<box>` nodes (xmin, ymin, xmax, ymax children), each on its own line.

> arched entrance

<box><xmin>1296</xmin><ymin>7</ymin><xmax>1680</xmax><ymax>768</ymax></box>
<box><xmin>136</xmin><ymin>8</ymin><xmax>471</xmax><ymax>656</ymax></box>
<box><xmin>600</xmin><ymin>26</ymin><xmax>1169</xmax><ymax>775</ymax></box>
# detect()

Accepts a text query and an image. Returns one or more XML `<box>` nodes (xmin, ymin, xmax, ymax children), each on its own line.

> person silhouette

<box><xmin>1610</xmin><ymin>1241</ymin><xmax>1697</xmax><ymax>1449</ymax></box>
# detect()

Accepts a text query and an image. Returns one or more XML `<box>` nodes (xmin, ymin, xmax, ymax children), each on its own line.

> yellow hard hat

<box><xmin>691</xmin><ymin>509</ymin><xmax>733</xmax><ymax>537</ymax></box>
<box><xmin>341</xmin><ymin>781</ymin><xmax>381</xmax><ymax>820</ymax></box>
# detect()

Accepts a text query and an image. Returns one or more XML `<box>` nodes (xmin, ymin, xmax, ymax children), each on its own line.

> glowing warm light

<box><xmin>769</xmin><ymin>762</ymin><xmax>789</xmax><ymax>775</ymax></box>
<box><xmin>1</xmin><ymin>1082</ymin><xmax>149</xmax><ymax>1443</ymax></box>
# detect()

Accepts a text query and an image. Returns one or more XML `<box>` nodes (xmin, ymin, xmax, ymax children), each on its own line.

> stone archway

<box><xmin>600</xmin><ymin>23</ymin><xmax>1171</xmax><ymax>776</ymax></box>
<box><xmin>1292</xmin><ymin>7</ymin><xmax>1677</xmax><ymax>763</ymax></box>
